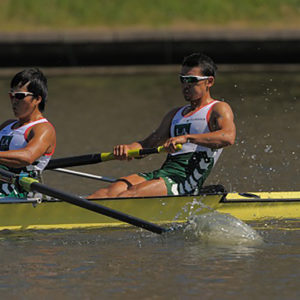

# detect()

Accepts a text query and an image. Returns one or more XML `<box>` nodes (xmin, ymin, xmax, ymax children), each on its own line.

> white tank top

<box><xmin>170</xmin><ymin>100</ymin><xmax>223</xmax><ymax>161</ymax></box>
<box><xmin>0</xmin><ymin>118</ymin><xmax>54</xmax><ymax>172</ymax></box>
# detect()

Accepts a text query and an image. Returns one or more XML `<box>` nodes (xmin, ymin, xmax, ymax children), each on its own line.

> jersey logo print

<box><xmin>174</xmin><ymin>123</ymin><xmax>191</xmax><ymax>136</ymax></box>
<box><xmin>0</xmin><ymin>136</ymin><xmax>13</xmax><ymax>151</ymax></box>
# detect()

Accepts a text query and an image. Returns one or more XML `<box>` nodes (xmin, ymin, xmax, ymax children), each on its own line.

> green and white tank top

<box><xmin>167</xmin><ymin>100</ymin><xmax>223</xmax><ymax>194</ymax></box>
<box><xmin>170</xmin><ymin>100</ymin><xmax>223</xmax><ymax>161</ymax></box>
<box><xmin>0</xmin><ymin>118</ymin><xmax>55</xmax><ymax>197</ymax></box>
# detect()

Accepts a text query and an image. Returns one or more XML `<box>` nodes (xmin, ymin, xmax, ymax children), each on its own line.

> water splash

<box><xmin>173</xmin><ymin>196</ymin><xmax>213</xmax><ymax>222</ymax></box>
<box><xmin>183</xmin><ymin>211</ymin><xmax>263</xmax><ymax>246</ymax></box>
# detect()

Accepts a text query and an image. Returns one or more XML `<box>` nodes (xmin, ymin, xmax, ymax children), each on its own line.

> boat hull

<box><xmin>0</xmin><ymin>191</ymin><xmax>299</xmax><ymax>231</ymax></box>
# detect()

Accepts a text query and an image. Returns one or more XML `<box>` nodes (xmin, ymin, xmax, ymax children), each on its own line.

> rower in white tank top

<box><xmin>0</xmin><ymin>118</ymin><xmax>54</xmax><ymax>172</ymax></box>
<box><xmin>0</xmin><ymin>118</ymin><xmax>55</xmax><ymax>197</ymax></box>
<box><xmin>138</xmin><ymin>100</ymin><xmax>224</xmax><ymax>195</ymax></box>
<box><xmin>170</xmin><ymin>100</ymin><xmax>223</xmax><ymax>161</ymax></box>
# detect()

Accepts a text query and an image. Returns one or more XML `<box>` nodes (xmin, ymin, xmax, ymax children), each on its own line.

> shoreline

<box><xmin>0</xmin><ymin>64</ymin><xmax>299</xmax><ymax>78</ymax></box>
<box><xmin>0</xmin><ymin>29</ymin><xmax>299</xmax><ymax>67</ymax></box>
<box><xmin>1</xmin><ymin>28</ymin><xmax>300</xmax><ymax>41</ymax></box>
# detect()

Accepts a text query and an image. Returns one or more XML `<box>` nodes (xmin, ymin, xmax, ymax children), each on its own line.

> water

<box><xmin>0</xmin><ymin>222</ymin><xmax>299</xmax><ymax>299</ymax></box>
<box><xmin>0</xmin><ymin>67</ymin><xmax>299</xmax><ymax>298</ymax></box>
<box><xmin>184</xmin><ymin>212</ymin><xmax>263</xmax><ymax>245</ymax></box>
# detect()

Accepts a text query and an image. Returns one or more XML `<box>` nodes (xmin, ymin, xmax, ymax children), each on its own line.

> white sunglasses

<box><xmin>179</xmin><ymin>75</ymin><xmax>211</xmax><ymax>83</ymax></box>
<box><xmin>8</xmin><ymin>91</ymin><xmax>34</xmax><ymax>100</ymax></box>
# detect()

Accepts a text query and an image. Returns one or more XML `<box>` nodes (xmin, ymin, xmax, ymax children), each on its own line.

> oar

<box><xmin>46</xmin><ymin>144</ymin><xmax>182</xmax><ymax>170</ymax></box>
<box><xmin>0</xmin><ymin>168</ymin><xmax>166</xmax><ymax>235</ymax></box>
<box><xmin>51</xmin><ymin>168</ymin><xmax>116</xmax><ymax>183</ymax></box>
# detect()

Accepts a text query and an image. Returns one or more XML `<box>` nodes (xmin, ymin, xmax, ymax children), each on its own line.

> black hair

<box><xmin>182</xmin><ymin>53</ymin><xmax>217</xmax><ymax>77</ymax></box>
<box><xmin>10</xmin><ymin>68</ymin><xmax>48</xmax><ymax>112</ymax></box>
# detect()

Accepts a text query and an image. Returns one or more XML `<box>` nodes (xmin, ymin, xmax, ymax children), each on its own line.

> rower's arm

<box><xmin>164</xmin><ymin>102</ymin><xmax>236</xmax><ymax>151</ymax></box>
<box><xmin>112</xmin><ymin>107</ymin><xmax>179</xmax><ymax>159</ymax></box>
<box><xmin>0</xmin><ymin>123</ymin><xmax>56</xmax><ymax>168</ymax></box>
<box><xmin>139</xmin><ymin>107</ymin><xmax>179</xmax><ymax>148</ymax></box>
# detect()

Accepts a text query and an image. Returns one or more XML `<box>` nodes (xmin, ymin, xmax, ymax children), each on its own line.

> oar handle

<box><xmin>46</xmin><ymin>144</ymin><xmax>182</xmax><ymax>169</ymax></box>
<box><xmin>100</xmin><ymin>144</ymin><xmax>182</xmax><ymax>161</ymax></box>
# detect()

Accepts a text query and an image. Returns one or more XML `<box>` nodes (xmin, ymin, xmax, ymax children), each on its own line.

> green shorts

<box><xmin>138</xmin><ymin>152</ymin><xmax>215</xmax><ymax>196</ymax></box>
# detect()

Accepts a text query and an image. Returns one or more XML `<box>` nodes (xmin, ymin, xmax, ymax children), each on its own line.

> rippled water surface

<box><xmin>0</xmin><ymin>221</ymin><xmax>299</xmax><ymax>299</ymax></box>
<box><xmin>0</xmin><ymin>67</ymin><xmax>299</xmax><ymax>299</ymax></box>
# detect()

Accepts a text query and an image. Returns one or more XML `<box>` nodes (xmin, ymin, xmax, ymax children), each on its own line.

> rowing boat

<box><xmin>0</xmin><ymin>185</ymin><xmax>299</xmax><ymax>231</ymax></box>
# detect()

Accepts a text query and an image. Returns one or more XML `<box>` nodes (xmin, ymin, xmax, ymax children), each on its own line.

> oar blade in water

<box><xmin>183</xmin><ymin>211</ymin><xmax>263</xmax><ymax>245</ymax></box>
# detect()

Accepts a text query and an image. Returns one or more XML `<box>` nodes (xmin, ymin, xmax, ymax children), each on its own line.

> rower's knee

<box><xmin>87</xmin><ymin>180</ymin><xmax>132</xmax><ymax>199</ymax></box>
<box><xmin>117</xmin><ymin>188</ymin><xmax>138</xmax><ymax>198</ymax></box>
<box><xmin>87</xmin><ymin>188</ymin><xmax>109</xmax><ymax>199</ymax></box>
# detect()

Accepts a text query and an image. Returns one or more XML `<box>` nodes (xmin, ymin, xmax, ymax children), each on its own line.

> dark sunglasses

<box><xmin>179</xmin><ymin>75</ymin><xmax>211</xmax><ymax>84</ymax></box>
<box><xmin>9</xmin><ymin>91</ymin><xmax>34</xmax><ymax>100</ymax></box>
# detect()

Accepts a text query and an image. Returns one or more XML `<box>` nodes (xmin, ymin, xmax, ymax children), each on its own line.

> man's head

<box><xmin>180</xmin><ymin>53</ymin><xmax>217</xmax><ymax>103</ymax></box>
<box><xmin>10</xmin><ymin>68</ymin><xmax>48</xmax><ymax>112</ymax></box>
<box><xmin>182</xmin><ymin>53</ymin><xmax>217</xmax><ymax>77</ymax></box>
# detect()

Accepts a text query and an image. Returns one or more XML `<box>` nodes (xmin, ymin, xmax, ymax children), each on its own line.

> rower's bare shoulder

<box><xmin>33</xmin><ymin>121</ymin><xmax>54</xmax><ymax>131</ymax></box>
<box><xmin>212</xmin><ymin>101</ymin><xmax>234</xmax><ymax>116</ymax></box>
<box><xmin>28</xmin><ymin>122</ymin><xmax>56</xmax><ymax>140</ymax></box>
<box><xmin>213</xmin><ymin>101</ymin><xmax>232</xmax><ymax>110</ymax></box>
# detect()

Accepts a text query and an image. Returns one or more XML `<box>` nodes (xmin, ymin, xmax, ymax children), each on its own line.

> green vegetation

<box><xmin>0</xmin><ymin>0</ymin><xmax>299</xmax><ymax>31</ymax></box>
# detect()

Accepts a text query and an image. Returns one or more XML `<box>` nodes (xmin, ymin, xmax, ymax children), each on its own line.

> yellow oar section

<box><xmin>46</xmin><ymin>144</ymin><xmax>182</xmax><ymax>169</ymax></box>
<box><xmin>100</xmin><ymin>144</ymin><xmax>182</xmax><ymax>162</ymax></box>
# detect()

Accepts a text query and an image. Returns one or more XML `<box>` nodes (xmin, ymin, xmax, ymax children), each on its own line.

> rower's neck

<box><xmin>17</xmin><ymin>111</ymin><xmax>43</xmax><ymax>126</ymax></box>
<box><xmin>190</xmin><ymin>95</ymin><xmax>214</xmax><ymax>110</ymax></box>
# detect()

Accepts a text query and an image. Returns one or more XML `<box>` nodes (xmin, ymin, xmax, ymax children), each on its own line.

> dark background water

<box><xmin>2</xmin><ymin>67</ymin><xmax>298</xmax><ymax>194</ymax></box>
<box><xmin>1</xmin><ymin>67</ymin><xmax>299</xmax><ymax>194</ymax></box>
<box><xmin>0</xmin><ymin>67</ymin><xmax>299</xmax><ymax>299</ymax></box>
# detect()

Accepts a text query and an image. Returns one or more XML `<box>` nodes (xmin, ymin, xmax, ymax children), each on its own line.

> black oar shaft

<box><xmin>46</xmin><ymin>153</ymin><xmax>102</xmax><ymax>169</ymax></box>
<box><xmin>0</xmin><ymin>168</ymin><xmax>166</xmax><ymax>234</ymax></box>
<box><xmin>29</xmin><ymin>181</ymin><xmax>166</xmax><ymax>234</ymax></box>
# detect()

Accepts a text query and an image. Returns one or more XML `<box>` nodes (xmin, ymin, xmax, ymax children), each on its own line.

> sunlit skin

<box><xmin>0</xmin><ymin>83</ymin><xmax>56</xmax><ymax>168</ymax></box>
<box><xmin>87</xmin><ymin>66</ymin><xmax>236</xmax><ymax>199</ymax></box>
<box><xmin>10</xmin><ymin>83</ymin><xmax>41</xmax><ymax>121</ymax></box>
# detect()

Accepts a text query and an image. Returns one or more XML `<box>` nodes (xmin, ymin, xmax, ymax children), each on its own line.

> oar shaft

<box><xmin>0</xmin><ymin>168</ymin><xmax>167</xmax><ymax>234</ymax></box>
<box><xmin>52</xmin><ymin>168</ymin><xmax>116</xmax><ymax>183</ymax></box>
<box><xmin>19</xmin><ymin>177</ymin><xmax>166</xmax><ymax>234</ymax></box>
<box><xmin>46</xmin><ymin>153</ymin><xmax>103</xmax><ymax>169</ymax></box>
<box><xmin>30</xmin><ymin>181</ymin><xmax>166</xmax><ymax>234</ymax></box>
<box><xmin>46</xmin><ymin>144</ymin><xmax>182</xmax><ymax>170</ymax></box>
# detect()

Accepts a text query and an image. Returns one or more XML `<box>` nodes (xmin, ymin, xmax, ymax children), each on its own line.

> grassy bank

<box><xmin>0</xmin><ymin>0</ymin><xmax>299</xmax><ymax>32</ymax></box>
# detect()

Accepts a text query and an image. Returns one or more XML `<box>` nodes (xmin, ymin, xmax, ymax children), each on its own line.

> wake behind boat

<box><xmin>0</xmin><ymin>185</ymin><xmax>299</xmax><ymax>231</ymax></box>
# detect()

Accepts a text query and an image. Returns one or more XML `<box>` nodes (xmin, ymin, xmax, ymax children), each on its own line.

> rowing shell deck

<box><xmin>0</xmin><ymin>190</ymin><xmax>299</xmax><ymax>231</ymax></box>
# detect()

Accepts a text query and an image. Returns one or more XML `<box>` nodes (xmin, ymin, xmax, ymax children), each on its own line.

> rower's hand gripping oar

<box><xmin>0</xmin><ymin>168</ymin><xmax>167</xmax><ymax>235</ymax></box>
<box><xmin>46</xmin><ymin>144</ymin><xmax>182</xmax><ymax>170</ymax></box>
